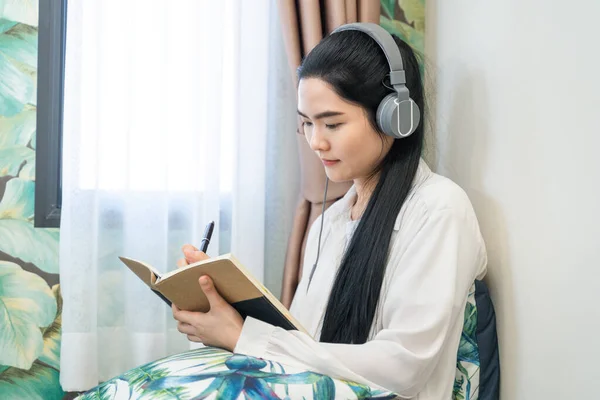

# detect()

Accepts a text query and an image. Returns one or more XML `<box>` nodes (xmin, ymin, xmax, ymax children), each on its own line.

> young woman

<box><xmin>172</xmin><ymin>23</ymin><xmax>487</xmax><ymax>399</ymax></box>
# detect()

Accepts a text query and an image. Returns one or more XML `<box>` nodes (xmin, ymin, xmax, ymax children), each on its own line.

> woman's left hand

<box><xmin>172</xmin><ymin>275</ymin><xmax>244</xmax><ymax>352</ymax></box>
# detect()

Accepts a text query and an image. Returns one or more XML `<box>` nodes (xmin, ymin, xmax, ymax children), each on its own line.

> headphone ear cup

<box><xmin>396</xmin><ymin>98</ymin><xmax>421</xmax><ymax>138</ymax></box>
<box><xmin>376</xmin><ymin>93</ymin><xmax>421</xmax><ymax>139</ymax></box>
<box><xmin>376</xmin><ymin>93</ymin><xmax>399</xmax><ymax>138</ymax></box>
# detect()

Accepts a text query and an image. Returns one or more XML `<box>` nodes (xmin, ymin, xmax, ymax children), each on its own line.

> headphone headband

<box><xmin>332</xmin><ymin>22</ymin><xmax>406</xmax><ymax>88</ymax></box>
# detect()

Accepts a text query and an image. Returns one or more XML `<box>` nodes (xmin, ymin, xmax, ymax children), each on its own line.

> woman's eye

<box><xmin>302</xmin><ymin>121</ymin><xmax>313</xmax><ymax>127</ymax></box>
<box><xmin>326</xmin><ymin>123</ymin><xmax>341</xmax><ymax>130</ymax></box>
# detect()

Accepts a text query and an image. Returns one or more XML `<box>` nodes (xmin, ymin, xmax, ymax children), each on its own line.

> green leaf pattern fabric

<box><xmin>0</xmin><ymin>3</ymin><xmax>63</xmax><ymax>398</ymax></box>
<box><xmin>0</xmin><ymin>219</ymin><xmax>60</xmax><ymax>273</ymax></box>
<box><xmin>0</xmin><ymin>21</ymin><xmax>37</xmax><ymax>117</ymax></box>
<box><xmin>380</xmin><ymin>0</ymin><xmax>426</xmax><ymax>79</ymax></box>
<box><xmin>0</xmin><ymin>261</ymin><xmax>56</xmax><ymax>370</ymax></box>
<box><xmin>0</xmin><ymin>278</ymin><xmax>64</xmax><ymax>400</ymax></box>
<box><xmin>453</xmin><ymin>283</ymin><xmax>480</xmax><ymax>400</ymax></box>
<box><xmin>77</xmin><ymin>347</ymin><xmax>400</xmax><ymax>400</ymax></box>
<box><xmin>0</xmin><ymin>361</ymin><xmax>65</xmax><ymax>400</ymax></box>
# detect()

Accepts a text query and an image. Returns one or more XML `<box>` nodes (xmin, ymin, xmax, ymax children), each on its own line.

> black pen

<box><xmin>199</xmin><ymin>221</ymin><xmax>215</xmax><ymax>253</ymax></box>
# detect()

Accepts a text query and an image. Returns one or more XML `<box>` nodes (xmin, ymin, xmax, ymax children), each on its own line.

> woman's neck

<box><xmin>351</xmin><ymin>174</ymin><xmax>379</xmax><ymax>221</ymax></box>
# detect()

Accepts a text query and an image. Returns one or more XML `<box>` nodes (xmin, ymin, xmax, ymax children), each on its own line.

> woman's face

<box><xmin>298</xmin><ymin>77</ymin><xmax>393</xmax><ymax>183</ymax></box>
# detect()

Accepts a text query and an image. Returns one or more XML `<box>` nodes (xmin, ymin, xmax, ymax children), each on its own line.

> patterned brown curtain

<box><xmin>277</xmin><ymin>0</ymin><xmax>381</xmax><ymax>308</ymax></box>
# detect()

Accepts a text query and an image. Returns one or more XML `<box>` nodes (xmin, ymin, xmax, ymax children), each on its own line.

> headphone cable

<box><xmin>307</xmin><ymin>176</ymin><xmax>329</xmax><ymax>291</ymax></box>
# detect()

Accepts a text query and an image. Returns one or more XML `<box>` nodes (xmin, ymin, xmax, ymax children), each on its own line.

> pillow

<box><xmin>77</xmin><ymin>346</ymin><xmax>399</xmax><ymax>399</ymax></box>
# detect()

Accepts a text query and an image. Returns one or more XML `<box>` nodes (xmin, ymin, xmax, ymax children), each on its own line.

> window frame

<box><xmin>34</xmin><ymin>0</ymin><xmax>68</xmax><ymax>228</ymax></box>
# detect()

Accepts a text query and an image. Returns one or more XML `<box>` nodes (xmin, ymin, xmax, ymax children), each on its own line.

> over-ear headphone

<box><xmin>331</xmin><ymin>22</ymin><xmax>421</xmax><ymax>139</ymax></box>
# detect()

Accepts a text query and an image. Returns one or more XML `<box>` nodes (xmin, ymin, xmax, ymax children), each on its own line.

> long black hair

<box><xmin>297</xmin><ymin>30</ymin><xmax>425</xmax><ymax>344</ymax></box>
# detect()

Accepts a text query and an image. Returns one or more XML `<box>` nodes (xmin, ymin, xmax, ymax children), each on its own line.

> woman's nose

<box><xmin>308</xmin><ymin>127</ymin><xmax>329</xmax><ymax>152</ymax></box>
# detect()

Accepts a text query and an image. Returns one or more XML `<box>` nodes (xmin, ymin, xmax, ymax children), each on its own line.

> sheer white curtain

<box><xmin>59</xmin><ymin>0</ymin><xmax>298</xmax><ymax>391</ymax></box>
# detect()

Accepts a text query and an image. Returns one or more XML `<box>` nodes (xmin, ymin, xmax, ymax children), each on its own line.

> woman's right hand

<box><xmin>177</xmin><ymin>244</ymin><xmax>210</xmax><ymax>268</ymax></box>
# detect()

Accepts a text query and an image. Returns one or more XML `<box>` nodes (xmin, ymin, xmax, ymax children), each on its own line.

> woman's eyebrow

<box><xmin>297</xmin><ymin>110</ymin><xmax>344</xmax><ymax>119</ymax></box>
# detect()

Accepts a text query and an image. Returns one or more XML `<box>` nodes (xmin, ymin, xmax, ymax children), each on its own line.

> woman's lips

<box><xmin>321</xmin><ymin>159</ymin><xmax>340</xmax><ymax>167</ymax></box>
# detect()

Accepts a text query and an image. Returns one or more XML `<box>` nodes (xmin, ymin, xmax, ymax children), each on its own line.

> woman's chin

<box><xmin>324</xmin><ymin>171</ymin><xmax>353</xmax><ymax>184</ymax></box>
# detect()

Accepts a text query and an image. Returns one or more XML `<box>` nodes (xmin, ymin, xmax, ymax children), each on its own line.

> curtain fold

<box><xmin>277</xmin><ymin>0</ymin><xmax>381</xmax><ymax>308</ymax></box>
<box><xmin>59</xmin><ymin>0</ymin><xmax>297</xmax><ymax>390</ymax></box>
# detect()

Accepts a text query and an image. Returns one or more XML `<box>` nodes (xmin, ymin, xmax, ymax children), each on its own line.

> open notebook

<box><xmin>119</xmin><ymin>253</ymin><xmax>306</xmax><ymax>333</ymax></box>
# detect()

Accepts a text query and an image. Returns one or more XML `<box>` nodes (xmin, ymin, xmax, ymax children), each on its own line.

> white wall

<box><xmin>426</xmin><ymin>1</ymin><xmax>600</xmax><ymax>398</ymax></box>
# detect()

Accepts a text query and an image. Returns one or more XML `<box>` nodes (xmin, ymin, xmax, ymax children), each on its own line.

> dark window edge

<box><xmin>35</xmin><ymin>0</ymin><xmax>67</xmax><ymax>228</ymax></box>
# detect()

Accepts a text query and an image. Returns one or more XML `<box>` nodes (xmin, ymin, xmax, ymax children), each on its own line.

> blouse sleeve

<box><xmin>234</xmin><ymin>208</ymin><xmax>485</xmax><ymax>397</ymax></box>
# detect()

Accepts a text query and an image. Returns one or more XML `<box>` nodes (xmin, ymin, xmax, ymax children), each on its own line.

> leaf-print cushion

<box><xmin>453</xmin><ymin>283</ymin><xmax>480</xmax><ymax>400</ymax></box>
<box><xmin>453</xmin><ymin>280</ymin><xmax>500</xmax><ymax>400</ymax></box>
<box><xmin>76</xmin><ymin>347</ymin><xmax>400</xmax><ymax>400</ymax></box>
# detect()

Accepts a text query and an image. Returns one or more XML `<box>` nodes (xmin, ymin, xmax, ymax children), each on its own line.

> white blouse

<box><xmin>234</xmin><ymin>159</ymin><xmax>487</xmax><ymax>399</ymax></box>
